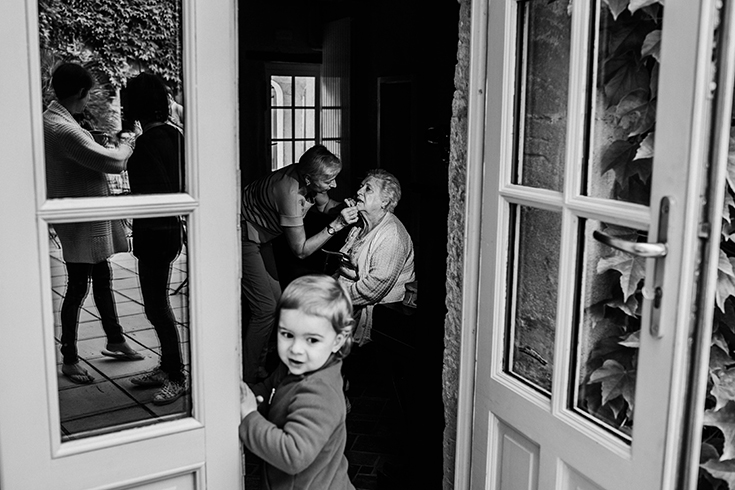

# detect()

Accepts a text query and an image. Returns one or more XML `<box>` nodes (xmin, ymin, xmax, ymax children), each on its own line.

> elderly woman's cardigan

<box><xmin>337</xmin><ymin>212</ymin><xmax>415</xmax><ymax>344</ymax></box>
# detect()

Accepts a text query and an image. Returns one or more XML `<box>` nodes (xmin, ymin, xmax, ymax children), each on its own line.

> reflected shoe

<box><xmin>131</xmin><ymin>367</ymin><xmax>167</xmax><ymax>387</ymax></box>
<box><xmin>61</xmin><ymin>362</ymin><xmax>95</xmax><ymax>384</ymax></box>
<box><xmin>102</xmin><ymin>342</ymin><xmax>144</xmax><ymax>361</ymax></box>
<box><xmin>152</xmin><ymin>379</ymin><xmax>187</xmax><ymax>405</ymax></box>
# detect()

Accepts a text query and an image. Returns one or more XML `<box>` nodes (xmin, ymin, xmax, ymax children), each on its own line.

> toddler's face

<box><xmin>277</xmin><ymin>308</ymin><xmax>346</xmax><ymax>376</ymax></box>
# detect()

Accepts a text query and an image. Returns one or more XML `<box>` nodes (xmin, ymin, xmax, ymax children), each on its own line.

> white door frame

<box><xmin>0</xmin><ymin>0</ymin><xmax>242</xmax><ymax>488</ymax></box>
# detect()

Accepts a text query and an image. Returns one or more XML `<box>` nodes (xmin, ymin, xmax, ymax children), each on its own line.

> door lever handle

<box><xmin>592</xmin><ymin>196</ymin><xmax>672</xmax><ymax>338</ymax></box>
<box><xmin>592</xmin><ymin>230</ymin><xmax>668</xmax><ymax>258</ymax></box>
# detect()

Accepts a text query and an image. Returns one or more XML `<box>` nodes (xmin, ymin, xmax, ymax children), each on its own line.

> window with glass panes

<box><xmin>267</xmin><ymin>63</ymin><xmax>343</xmax><ymax>170</ymax></box>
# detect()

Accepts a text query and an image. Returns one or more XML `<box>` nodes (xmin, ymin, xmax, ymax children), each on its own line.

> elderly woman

<box><xmin>241</xmin><ymin>145</ymin><xmax>358</xmax><ymax>383</ymax></box>
<box><xmin>336</xmin><ymin>169</ymin><xmax>415</xmax><ymax>345</ymax></box>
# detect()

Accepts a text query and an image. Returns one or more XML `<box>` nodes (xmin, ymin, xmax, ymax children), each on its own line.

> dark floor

<box><xmin>244</xmin><ymin>305</ymin><xmax>444</xmax><ymax>489</ymax></box>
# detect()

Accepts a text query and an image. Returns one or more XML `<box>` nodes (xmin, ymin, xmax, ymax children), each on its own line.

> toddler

<box><xmin>239</xmin><ymin>274</ymin><xmax>356</xmax><ymax>490</ymax></box>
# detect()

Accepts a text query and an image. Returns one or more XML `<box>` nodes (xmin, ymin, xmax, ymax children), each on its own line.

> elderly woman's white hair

<box><xmin>365</xmin><ymin>169</ymin><xmax>401</xmax><ymax>213</ymax></box>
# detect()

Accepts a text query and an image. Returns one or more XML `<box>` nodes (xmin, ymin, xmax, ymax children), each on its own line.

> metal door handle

<box><xmin>592</xmin><ymin>196</ymin><xmax>673</xmax><ymax>338</ymax></box>
<box><xmin>592</xmin><ymin>230</ymin><xmax>667</xmax><ymax>258</ymax></box>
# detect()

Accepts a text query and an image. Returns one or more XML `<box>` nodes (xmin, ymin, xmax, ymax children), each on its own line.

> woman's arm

<box><xmin>61</xmin><ymin>124</ymin><xmax>133</xmax><ymax>174</ymax></box>
<box><xmin>283</xmin><ymin>205</ymin><xmax>359</xmax><ymax>259</ymax></box>
<box><xmin>282</xmin><ymin>211</ymin><xmax>350</xmax><ymax>259</ymax></box>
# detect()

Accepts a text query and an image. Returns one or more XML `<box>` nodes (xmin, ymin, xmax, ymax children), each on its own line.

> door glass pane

<box><xmin>505</xmin><ymin>205</ymin><xmax>561</xmax><ymax>393</ymax></box>
<box><xmin>574</xmin><ymin>220</ymin><xmax>645</xmax><ymax>439</ymax></box>
<box><xmin>271</xmin><ymin>75</ymin><xmax>292</xmax><ymax>106</ymax></box>
<box><xmin>586</xmin><ymin>2</ymin><xmax>663</xmax><ymax>205</ymax></box>
<box><xmin>294</xmin><ymin>140</ymin><xmax>308</xmax><ymax>162</ymax></box>
<box><xmin>273</xmin><ymin>108</ymin><xmax>293</xmax><ymax>139</ymax></box>
<box><xmin>294</xmin><ymin>76</ymin><xmax>315</xmax><ymax>106</ymax></box>
<box><xmin>39</xmin><ymin>0</ymin><xmax>190</xmax><ymax>441</ymax></box>
<box><xmin>700</xmin><ymin>65</ymin><xmax>735</xmax><ymax>488</ymax></box>
<box><xmin>50</xmin><ymin>216</ymin><xmax>191</xmax><ymax>441</ymax></box>
<box><xmin>40</xmin><ymin>0</ymin><xmax>186</xmax><ymax>199</ymax></box>
<box><xmin>294</xmin><ymin>109</ymin><xmax>315</xmax><ymax>139</ymax></box>
<box><xmin>512</xmin><ymin>0</ymin><xmax>571</xmax><ymax>191</ymax></box>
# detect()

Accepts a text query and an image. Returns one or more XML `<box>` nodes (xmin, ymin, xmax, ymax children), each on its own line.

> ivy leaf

<box><xmin>702</xmin><ymin>442</ymin><xmax>722</xmax><ymax>464</ymax></box>
<box><xmin>640</xmin><ymin>29</ymin><xmax>662</xmax><ymax>62</ymax></box>
<box><xmin>716</xmin><ymin>254</ymin><xmax>735</xmax><ymax>312</ymax></box>
<box><xmin>629</xmin><ymin>0</ymin><xmax>662</xmax><ymax>14</ymax></box>
<box><xmin>712</xmin><ymin>370</ymin><xmax>735</xmax><ymax>412</ymax></box>
<box><xmin>602</xmin><ymin>0</ymin><xmax>631</xmax><ymax>20</ymax></box>
<box><xmin>704</xmin><ymin>401</ymin><xmax>735</xmax><ymax>460</ymax></box>
<box><xmin>650</xmin><ymin>63</ymin><xmax>659</xmax><ymax>98</ymax></box>
<box><xmin>727</xmin><ymin>134</ymin><xmax>735</xmax><ymax>193</ymax></box>
<box><xmin>615</xmin><ymin>92</ymin><xmax>656</xmax><ymax>137</ymax></box>
<box><xmin>724</xmin><ymin>192</ymin><xmax>735</xmax><ymax>225</ymax></box>
<box><xmin>701</xmin><ymin>458</ymin><xmax>735</xmax><ymax>490</ymax></box>
<box><xmin>601</xmin><ymin>140</ymin><xmax>639</xmax><ymax>182</ymax></box>
<box><xmin>597</xmin><ymin>251</ymin><xmax>646</xmax><ymax>301</ymax></box>
<box><xmin>606</xmin><ymin>394</ymin><xmax>628</xmax><ymax>420</ymax></box>
<box><xmin>619</xmin><ymin>330</ymin><xmax>640</xmax><ymax>348</ymax></box>
<box><xmin>711</xmin><ymin>345</ymin><xmax>734</xmax><ymax>372</ymax></box>
<box><xmin>714</xmin><ymin>330</ymin><xmax>731</xmax><ymax>354</ymax></box>
<box><xmin>635</xmin><ymin>133</ymin><xmax>655</xmax><ymax>160</ymax></box>
<box><xmin>606</xmin><ymin>294</ymin><xmax>640</xmax><ymax>317</ymax></box>
<box><xmin>605</xmin><ymin>58</ymin><xmax>651</xmax><ymax>107</ymax></box>
<box><xmin>589</xmin><ymin>359</ymin><xmax>636</xmax><ymax>407</ymax></box>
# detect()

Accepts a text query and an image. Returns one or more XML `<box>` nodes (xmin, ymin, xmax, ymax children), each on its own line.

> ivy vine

<box><xmin>38</xmin><ymin>0</ymin><xmax>182</xmax><ymax>133</ymax></box>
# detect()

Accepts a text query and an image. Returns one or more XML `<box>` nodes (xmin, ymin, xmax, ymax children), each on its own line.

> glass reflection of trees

<box><xmin>39</xmin><ymin>0</ymin><xmax>184</xmax><ymax>196</ymax></box>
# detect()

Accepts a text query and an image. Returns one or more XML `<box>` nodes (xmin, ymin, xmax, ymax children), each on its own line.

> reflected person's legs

<box><xmin>60</xmin><ymin>262</ymin><xmax>94</xmax><ymax>365</ymax></box>
<box><xmin>90</xmin><ymin>259</ymin><xmax>125</xmax><ymax>344</ymax></box>
<box><xmin>138</xmin><ymin>258</ymin><xmax>184</xmax><ymax>382</ymax></box>
<box><xmin>241</xmin><ymin>239</ymin><xmax>281</xmax><ymax>383</ymax></box>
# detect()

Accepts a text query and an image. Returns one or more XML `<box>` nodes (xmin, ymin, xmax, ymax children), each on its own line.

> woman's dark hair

<box><xmin>297</xmin><ymin>144</ymin><xmax>342</xmax><ymax>181</ymax></box>
<box><xmin>51</xmin><ymin>63</ymin><xmax>95</xmax><ymax>101</ymax></box>
<box><xmin>122</xmin><ymin>72</ymin><xmax>170</xmax><ymax>123</ymax></box>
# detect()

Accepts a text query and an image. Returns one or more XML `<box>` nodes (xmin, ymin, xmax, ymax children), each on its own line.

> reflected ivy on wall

<box><xmin>573</xmin><ymin>0</ymin><xmax>662</xmax><ymax>437</ymax></box>
<box><xmin>573</xmin><ymin>1</ymin><xmax>735</xmax><ymax>488</ymax></box>
<box><xmin>39</xmin><ymin>0</ymin><xmax>182</xmax><ymax>89</ymax></box>
<box><xmin>38</xmin><ymin>0</ymin><xmax>182</xmax><ymax>133</ymax></box>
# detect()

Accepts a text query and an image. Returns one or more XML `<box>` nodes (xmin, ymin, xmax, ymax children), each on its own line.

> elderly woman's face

<box><xmin>355</xmin><ymin>177</ymin><xmax>385</xmax><ymax>215</ymax></box>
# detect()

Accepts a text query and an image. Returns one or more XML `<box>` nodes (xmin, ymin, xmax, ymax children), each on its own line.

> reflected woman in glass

<box><xmin>44</xmin><ymin>62</ymin><xmax>143</xmax><ymax>384</ymax></box>
<box><xmin>122</xmin><ymin>72</ymin><xmax>187</xmax><ymax>405</ymax></box>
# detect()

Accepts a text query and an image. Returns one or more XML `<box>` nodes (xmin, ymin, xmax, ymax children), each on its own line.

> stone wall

<box><xmin>442</xmin><ymin>0</ymin><xmax>471</xmax><ymax>488</ymax></box>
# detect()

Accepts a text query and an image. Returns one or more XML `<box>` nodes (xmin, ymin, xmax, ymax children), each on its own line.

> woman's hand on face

<box><xmin>339</xmin><ymin>203</ymin><xmax>359</xmax><ymax>228</ymax></box>
<box><xmin>240</xmin><ymin>382</ymin><xmax>262</xmax><ymax>418</ymax></box>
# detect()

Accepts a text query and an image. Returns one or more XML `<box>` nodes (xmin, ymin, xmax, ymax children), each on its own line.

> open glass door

<box><xmin>0</xmin><ymin>0</ymin><xmax>241</xmax><ymax>488</ymax></box>
<box><xmin>460</xmin><ymin>0</ymin><xmax>725</xmax><ymax>488</ymax></box>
